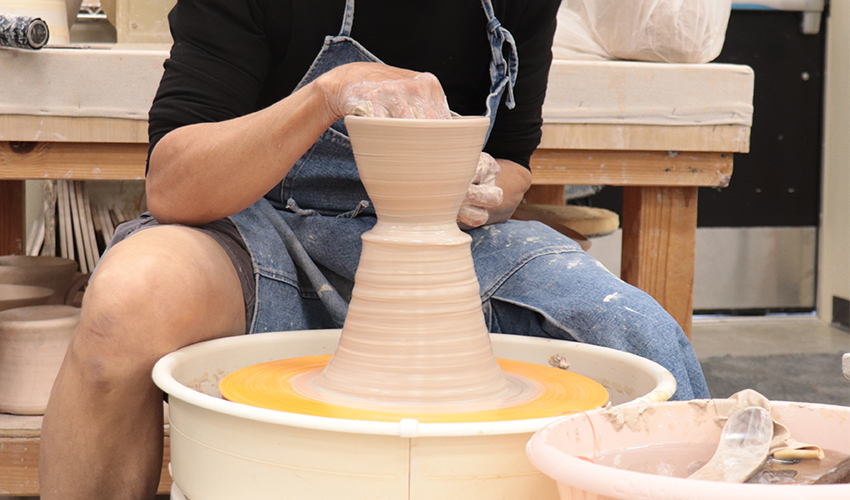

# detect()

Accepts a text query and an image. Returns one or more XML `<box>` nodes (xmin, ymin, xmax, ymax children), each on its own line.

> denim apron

<box><xmin>230</xmin><ymin>0</ymin><xmax>517</xmax><ymax>331</ymax></box>
<box><xmin>228</xmin><ymin>0</ymin><xmax>709</xmax><ymax>400</ymax></box>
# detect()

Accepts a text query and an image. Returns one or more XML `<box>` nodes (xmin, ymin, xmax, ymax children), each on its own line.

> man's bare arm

<box><xmin>146</xmin><ymin>63</ymin><xmax>450</xmax><ymax>225</ymax></box>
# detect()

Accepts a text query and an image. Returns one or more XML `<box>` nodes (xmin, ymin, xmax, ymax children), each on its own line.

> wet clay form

<box><xmin>221</xmin><ymin>116</ymin><xmax>608</xmax><ymax>417</ymax></box>
<box><xmin>0</xmin><ymin>256</ymin><xmax>83</xmax><ymax>305</ymax></box>
<box><xmin>0</xmin><ymin>305</ymin><xmax>80</xmax><ymax>414</ymax></box>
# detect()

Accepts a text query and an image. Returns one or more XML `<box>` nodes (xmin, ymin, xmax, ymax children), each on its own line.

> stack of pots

<box><xmin>0</xmin><ymin>256</ymin><xmax>87</xmax><ymax>415</ymax></box>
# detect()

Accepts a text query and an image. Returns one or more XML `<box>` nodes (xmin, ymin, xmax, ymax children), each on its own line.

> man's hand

<box><xmin>458</xmin><ymin>153</ymin><xmax>503</xmax><ymax>228</ymax></box>
<box><xmin>317</xmin><ymin>62</ymin><xmax>452</xmax><ymax>120</ymax></box>
<box><xmin>458</xmin><ymin>155</ymin><xmax>533</xmax><ymax>230</ymax></box>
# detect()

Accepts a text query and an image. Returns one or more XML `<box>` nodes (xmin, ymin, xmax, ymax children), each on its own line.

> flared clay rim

<box><xmin>344</xmin><ymin>115</ymin><xmax>490</xmax><ymax>128</ymax></box>
<box><xmin>526</xmin><ymin>400</ymin><xmax>850</xmax><ymax>500</ymax></box>
<box><xmin>152</xmin><ymin>330</ymin><xmax>677</xmax><ymax>438</ymax></box>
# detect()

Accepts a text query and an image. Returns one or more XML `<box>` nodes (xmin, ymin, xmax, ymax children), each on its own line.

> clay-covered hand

<box><xmin>319</xmin><ymin>62</ymin><xmax>452</xmax><ymax>120</ymax></box>
<box><xmin>458</xmin><ymin>153</ymin><xmax>504</xmax><ymax>229</ymax></box>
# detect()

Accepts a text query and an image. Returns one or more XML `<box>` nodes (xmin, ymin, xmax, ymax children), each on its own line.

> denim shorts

<box><xmin>108</xmin><ymin>213</ymin><xmax>256</xmax><ymax>328</ymax></box>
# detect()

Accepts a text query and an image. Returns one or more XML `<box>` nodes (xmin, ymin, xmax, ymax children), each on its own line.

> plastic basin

<box><xmin>527</xmin><ymin>400</ymin><xmax>850</xmax><ymax>500</ymax></box>
<box><xmin>153</xmin><ymin>329</ymin><xmax>676</xmax><ymax>500</ymax></box>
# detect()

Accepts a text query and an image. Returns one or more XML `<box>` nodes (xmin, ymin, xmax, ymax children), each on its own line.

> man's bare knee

<box><xmin>71</xmin><ymin>226</ymin><xmax>246</xmax><ymax>380</ymax></box>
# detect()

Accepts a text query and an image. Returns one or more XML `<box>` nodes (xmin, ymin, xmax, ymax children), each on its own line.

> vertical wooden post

<box><xmin>523</xmin><ymin>185</ymin><xmax>565</xmax><ymax>205</ymax></box>
<box><xmin>0</xmin><ymin>180</ymin><xmax>25</xmax><ymax>256</ymax></box>
<box><xmin>621</xmin><ymin>186</ymin><xmax>698</xmax><ymax>338</ymax></box>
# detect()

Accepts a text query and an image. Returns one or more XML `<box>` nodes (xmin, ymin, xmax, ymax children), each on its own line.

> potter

<box><xmin>40</xmin><ymin>1</ymin><xmax>708</xmax><ymax>498</ymax></box>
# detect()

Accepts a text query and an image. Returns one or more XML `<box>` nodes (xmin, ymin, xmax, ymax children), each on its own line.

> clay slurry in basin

<box><xmin>220</xmin><ymin>116</ymin><xmax>609</xmax><ymax>418</ymax></box>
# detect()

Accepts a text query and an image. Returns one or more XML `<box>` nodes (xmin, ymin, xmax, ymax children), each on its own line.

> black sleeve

<box><xmin>147</xmin><ymin>0</ymin><xmax>273</xmax><ymax>168</ymax></box>
<box><xmin>484</xmin><ymin>0</ymin><xmax>560</xmax><ymax>169</ymax></box>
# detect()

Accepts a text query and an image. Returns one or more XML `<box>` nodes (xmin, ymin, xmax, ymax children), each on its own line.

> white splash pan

<box><xmin>527</xmin><ymin>400</ymin><xmax>850</xmax><ymax>500</ymax></box>
<box><xmin>152</xmin><ymin>329</ymin><xmax>676</xmax><ymax>500</ymax></box>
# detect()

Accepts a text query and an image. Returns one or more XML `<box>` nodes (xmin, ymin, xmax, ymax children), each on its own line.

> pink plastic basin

<box><xmin>527</xmin><ymin>400</ymin><xmax>850</xmax><ymax>500</ymax></box>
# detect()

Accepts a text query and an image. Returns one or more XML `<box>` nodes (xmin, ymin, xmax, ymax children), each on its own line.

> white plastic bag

<box><xmin>553</xmin><ymin>0</ymin><xmax>733</xmax><ymax>63</ymax></box>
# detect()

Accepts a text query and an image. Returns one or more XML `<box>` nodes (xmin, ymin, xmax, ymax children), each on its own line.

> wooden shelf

<box><xmin>0</xmin><ymin>414</ymin><xmax>172</xmax><ymax>497</ymax></box>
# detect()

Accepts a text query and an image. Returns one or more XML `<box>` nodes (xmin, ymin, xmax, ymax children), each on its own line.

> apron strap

<box><xmin>338</xmin><ymin>0</ymin><xmax>356</xmax><ymax>37</ymax></box>
<box><xmin>480</xmin><ymin>0</ymin><xmax>518</xmax><ymax>110</ymax></box>
<box><xmin>258</xmin><ymin>200</ymin><xmax>350</xmax><ymax>327</ymax></box>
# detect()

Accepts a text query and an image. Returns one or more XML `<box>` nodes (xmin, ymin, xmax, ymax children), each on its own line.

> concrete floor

<box><xmin>692</xmin><ymin>315</ymin><xmax>850</xmax><ymax>405</ymax></box>
<box><xmin>691</xmin><ymin>315</ymin><xmax>849</xmax><ymax>359</ymax></box>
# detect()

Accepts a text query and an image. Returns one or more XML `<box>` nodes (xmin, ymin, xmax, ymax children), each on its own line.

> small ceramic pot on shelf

<box><xmin>0</xmin><ymin>284</ymin><xmax>53</xmax><ymax>312</ymax></box>
<box><xmin>0</xmin><ymin>255</ymin><xmax>89</xmax><ymax>305</ymax></box>
<box><xmin>0</xmin><ymin>305</ymin><xmax>81</xmax><ymax>415</ymax></box>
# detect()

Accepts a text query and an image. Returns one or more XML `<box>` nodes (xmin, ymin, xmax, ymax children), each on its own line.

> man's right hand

<box><xmin>316</xmin><ymin>62</ymin><xmax>452</xmax><ymax>121</ymax></box>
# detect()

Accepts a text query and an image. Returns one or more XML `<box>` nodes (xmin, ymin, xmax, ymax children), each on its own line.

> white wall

<box><xmin>818</xmin><ymin>0</ymin><xmax>850</xmax><ymax>324</ymax></box>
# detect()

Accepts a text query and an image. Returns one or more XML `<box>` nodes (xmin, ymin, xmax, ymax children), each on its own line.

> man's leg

<box><xmin>481</xmin><ymin>248</ymin><xmax>709</xmax><ymax>400</ymax></box>
<box><xmin>40</xmin><ymin>226</ymin><xmax>247</xmax><ymax>500</ymax></box>
<box><xmin>469</xmin><ymin>221</ymin><xmax>708</xmax><ymax>401</ymax></box>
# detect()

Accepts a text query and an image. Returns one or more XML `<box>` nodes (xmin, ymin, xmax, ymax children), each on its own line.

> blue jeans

<box><xmin>231</xmin><ymin>200</ymin><xmax>710</xmax><ymax>401</ymax></box>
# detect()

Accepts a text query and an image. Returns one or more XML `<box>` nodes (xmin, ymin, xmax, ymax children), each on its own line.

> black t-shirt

<box><xmin>148</xmin><ymin>0</ymin><xmax>560</xmax><ymax>168</ymax></box>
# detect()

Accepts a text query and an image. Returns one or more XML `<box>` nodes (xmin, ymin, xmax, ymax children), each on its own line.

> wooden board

<box><xmin>61</xmin><ymin>181</ymin><xmax>75</xmax><ymax>263</ymax></box>
<box><xmin>529</xmin><ymin>149</ymin><xmax>733</xmax><ymax>188</ymax></box>
<box><xmin>0</xmin><ymin>142</ymin><xmax>147</xmax><ymax>180</ymax></box>
<box><xmin>81</xmin><ymin>182</ymin><xmax>101</xmax><ymax>265</ymax></box>
<box><xmin>41</xmin><ymin>181</ymin><xmax>57</xmax><ymax>257</ymax></box>
<box><xmin>0</xmin><ymin>115</ymin><xmax>149</xmax><ymax>144</ymax></box>
<box><xmin>100</xmin><ymin>204</ymin><xmax>115</xmax><ymax>243</ymax></box>
<box><xmin>57</xmin><ymin>181</ymin><xmax>68</xmax><ymax>259</ymax></box>
<box><xmin>621</xmin><ymin>186</ymin><xmax>698</xmax><ymax>338</ymax></box>
<box><xmin>539</xmin><ymin>123</ymin><xmax>751</xmax><ymax>153</ymax></box>
<box><xmin>523</xmin><ymin>185</ymin><xmax>567</xmax><ymax>205</ymax></box>
<box><xmin>67</xmin><ymin>181</ymin><xmax>88</xmax><ymax>274</ymax></box>
<box><xmin>0</xmin><ymin>180</ymin><xmax>25</xmax><ymax>255</ymax></box>
<box><xmin>0</xmin><ymin>415</ymin><xmax>172</xmax><ymax>497</ymax></box>
<box><xmin>0</xmin><ymin>116</ymin><xmax>750</xmax><ymax>154</ymax></box>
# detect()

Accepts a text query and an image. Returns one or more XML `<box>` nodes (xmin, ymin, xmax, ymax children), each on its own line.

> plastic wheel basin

<box><xmin>153</xmin><ymin>329</ymin><xmax>676</xmax><ymax>500</ymax></box>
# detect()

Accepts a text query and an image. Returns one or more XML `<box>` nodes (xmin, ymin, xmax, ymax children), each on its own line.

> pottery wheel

<box><xmin>219</xmin><ymin>355</ymin><xmax>609</xmax><ymax>423</ymax></box>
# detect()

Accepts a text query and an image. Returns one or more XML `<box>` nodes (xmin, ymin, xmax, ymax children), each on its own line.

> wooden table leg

<box><xmin>0</xmin><ymin>180</ymin><xmax>25</xmax><ymax>256</ymax></box>
<box><xmin>621</xmin><ymin>186</ymin><xmax>698</xmax><ymax>339</ymax></box>
<box><xmin>523</xmin><ymin>185</ymin><xmax>565</xmax><ymax>205</ymax></box>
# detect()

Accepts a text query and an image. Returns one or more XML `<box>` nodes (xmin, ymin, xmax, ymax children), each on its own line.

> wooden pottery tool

<box><xmin>814</xmin><ymin>455</ymin><xmax>850</xmax><ymax>484</ymax></box>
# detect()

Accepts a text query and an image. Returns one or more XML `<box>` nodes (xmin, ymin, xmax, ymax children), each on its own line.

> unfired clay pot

<box><xmin>0</xmin><ymin>255</ymin><xmax>86</xmax><ymax>305</ymax></box>
<box><xmin>0</xmin><ymin>284</ymin><xmax>53</xmax><ymax>312</ymax></box>
<box><xmin>311</xmin><ymin>116</ymin><xmax>520</xmax><ymax>409</ymax></box>
<box><xmin>0</xmin><ymin>305</ymin><xmax>80</xmax><ymax>415</ymax></box>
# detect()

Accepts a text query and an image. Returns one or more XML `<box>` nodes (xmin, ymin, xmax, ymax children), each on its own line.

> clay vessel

<box><xmin>0</xmin><ymin>284</ymin><xmax>53</xmax><ymax>312</ymax></box>
<box><xmin>0</xmin><ymin>305</ymin><xmax>80</xmax><ymax>414</ymax></box>
<box><xmin>311</xmin><ymin>116</ymin><xmax>523</xmax><ymax>409</ymax></box>
<box><xmin>0</xmin><ymin>255</ymin><xmax>85</xmax><ymax>304</ymax></box>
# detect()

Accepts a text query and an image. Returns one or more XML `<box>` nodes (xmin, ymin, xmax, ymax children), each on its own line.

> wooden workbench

<box><xmin>0</xmin><ymin>115</ymin><xmax>748</xmax><ymax>497</ymax></box>
<box><xmin>0</xmin><ymin>115</ymin><xmax>749</xmax><ymax>336</ymax></box>
<box><xmin>0</xmin><ymin>413</ymin><xmax>172</xmax><ymax>496</ymax></box>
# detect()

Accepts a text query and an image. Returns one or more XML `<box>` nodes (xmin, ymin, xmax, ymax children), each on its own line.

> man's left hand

<box><xmin>458</xmin><ymin>153</ymin><xmax>503</xmax><ymax>228</ymax></box>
